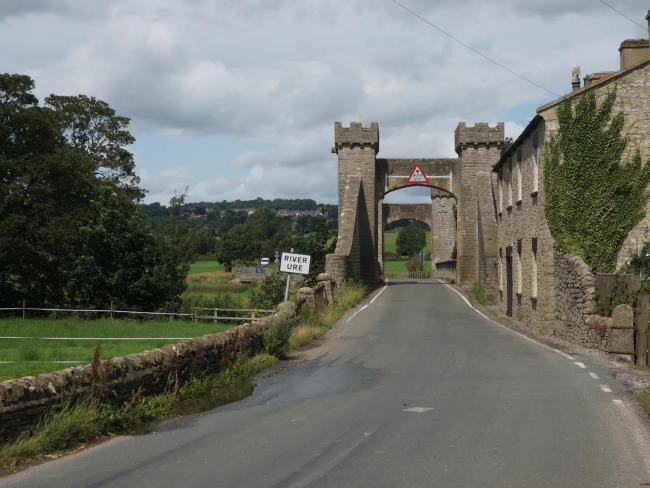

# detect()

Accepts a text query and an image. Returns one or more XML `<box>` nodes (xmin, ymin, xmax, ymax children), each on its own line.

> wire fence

<box><xmin>0</xmin><ymin>303</ymin><xmax>276</xmax><ymax>324</ymax></box>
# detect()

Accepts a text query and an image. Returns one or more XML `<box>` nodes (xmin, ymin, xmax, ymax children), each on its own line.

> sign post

<box><xmin>279</xmin><ymin>250</ymin><xmax>312</xmax><ymax>302</ymax></box>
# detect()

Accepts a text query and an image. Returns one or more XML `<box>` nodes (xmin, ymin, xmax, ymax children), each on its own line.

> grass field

<box><xmin>189</xmin><ymin>259</ymin><xmax>223</xmax><ymax>274</ymax></box>
<box><xmin>0</xmin><ymin>318</ymin><xmax>232</xmax><ymax>382</ymax></box>
<box><xmin>183</xmin><ymin>267</ymin><xmax>257</xmax><ymax>311</ymax></box>
<box><xmin>0</xmin><ymin>261</ymin><xmax>257</xmax><ymax>382</ymax></box>
<box><xmin>383</xmin><ymin>230</ymin><xmax>432</xmax><ymax>273</ymax></box>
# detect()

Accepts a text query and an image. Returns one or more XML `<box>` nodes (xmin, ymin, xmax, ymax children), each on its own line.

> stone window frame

<box><xmin>498</xmin><ymin>247</ymin><xmax>503</xmax><ymax>292</ymax></box>
<box><xmin>498</xmin><ymin>170</ymin><xmax>503</xmax><ymax>216</ymax></box>
<box><xmin>531</xmin><ymin>237</ymin><xmax>538</xmax><ymax>302</ymax></box>
<box><xmin>516</xmin><ymin>147</ymin><xmax>523</xmax><ymax>204</ymax></box>
<box><xmin>532</xmin><ymin>132</ymin><xmax>539</xmax><ymax>196</ymax></box>
<box><xmin>507</xmin><ymin>159</ymin><xmax>513</xmax><ymax>211</ymax></box>
<box><xmin>516</xmin><ymin>239</ymin><xmax>523</xmax><ymax>298</ymax></box>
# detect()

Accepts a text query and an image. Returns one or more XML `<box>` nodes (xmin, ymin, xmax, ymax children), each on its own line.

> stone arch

<box><xmin>326</xmin><ymin>121</ymin><xmax>503</xmax><ymax>294</ymax></box>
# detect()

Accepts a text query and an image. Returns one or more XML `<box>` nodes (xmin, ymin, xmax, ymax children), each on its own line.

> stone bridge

<box><xmin>326</xmin><ymin>121</ymin><xmax>503</xmax><ymax>295</ymax></box>
<box><xmin>380</xmin><ymin>202</ymin><xmax>456</xmax><ymax>272</ymax></box>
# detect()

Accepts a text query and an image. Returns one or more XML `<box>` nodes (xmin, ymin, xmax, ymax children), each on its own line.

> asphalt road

<box><xmin>3</xmin><ymin>280</ymin><xmax>650</xmax><ymax>487</ymax></box>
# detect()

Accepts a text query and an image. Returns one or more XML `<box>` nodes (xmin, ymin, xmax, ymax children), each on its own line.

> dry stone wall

<box><xmin>553</xmin><ymin>250</ymin><xmax>608</xmax><ymax>349</ymax></box>
<box><xmin>0</xmin><ymin>276</ymin><xmax>339</xmax><ymax>442</ymax></box>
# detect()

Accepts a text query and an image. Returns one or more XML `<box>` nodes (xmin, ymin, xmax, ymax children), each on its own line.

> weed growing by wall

<box><xmin>544</xmin><ymin>89</ymin><xmax>650</xmax><ymax>272</ymax></box>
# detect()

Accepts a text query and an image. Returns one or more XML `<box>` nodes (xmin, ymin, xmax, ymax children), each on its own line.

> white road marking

<box><xmin>370</xmin><ymin>285</ymin><xmax>388</xmax><ymax>304</ymax></box>
<box><xmin>574</xmin><ymin>361</ymin><xmax>587</xmax><ymax>369</ymax></box>
<box><xmin>346</xmin><ymin>304</ymin><xmax>369</xmax><ymax>324</ymax></box>
<box><xmin>600</xmin><ymin>384</ymin><xmax>612</xmax><ymax>393</ymax></box>
<box><xmin>439</xmin><ymin>281</ymin><xmax>575</xmax><ymax>361</ymax></box>
<box><xmin>402</xmin><ymin>407</ymin><xmax>434</xmax><ymax>413</ymax></box>
<box><xmin>589</xmin><ymin>372</ymin><xmax>600</xmax><ymax>379</ymax></box>
<box><xmin>611</xmin><ymin>398</ymin><xmax>650</xmax><ymax>476</ymax></box>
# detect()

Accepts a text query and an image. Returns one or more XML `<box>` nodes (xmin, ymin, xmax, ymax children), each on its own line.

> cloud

<box><xmin>2</xmin><ymin>0</ymin><xmax>649</xmax><ymax>204</ymax></box>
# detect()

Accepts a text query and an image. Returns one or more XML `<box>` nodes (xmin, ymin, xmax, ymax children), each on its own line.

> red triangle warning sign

<box><xmin>407</xmin><ymin>164</ymin><xmax>429</xmax><ymax>184</ymax></box>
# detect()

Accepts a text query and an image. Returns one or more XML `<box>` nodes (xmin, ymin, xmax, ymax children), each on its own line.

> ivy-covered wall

<box><xmin>543</xmin><ymin>89</ymin><xmax>650</xmax><ymax>272</ymax></box>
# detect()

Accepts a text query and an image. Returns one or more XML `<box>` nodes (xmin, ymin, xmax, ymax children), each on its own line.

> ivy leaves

<box><xmin>544</xmin><ymin>89</ymin><xmax>650</xmax><ymax>272</ymax></box>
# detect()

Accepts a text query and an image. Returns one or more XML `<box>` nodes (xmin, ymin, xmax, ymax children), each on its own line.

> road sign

<box><xmin>280</xmin><ymin>252</ymin><xmax>311</xmax><ymax>275</ymax></box>
<box><xmin>408</xmin><ymin>164</ymin><xmax>429</xmax><ymax>184</ymax></box>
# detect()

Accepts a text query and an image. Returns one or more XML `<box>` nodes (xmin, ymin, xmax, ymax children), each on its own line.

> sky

<box><xmin>1</xmin><ymin>0</ymin><xmax>649</xmax><ymax>204</ymax></box>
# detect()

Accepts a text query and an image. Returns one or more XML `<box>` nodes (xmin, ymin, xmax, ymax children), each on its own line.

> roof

<box><xmin>536</xmin><ymin>57</ymin><xmax>650</xmax><ymax>114</ymax></box>
<box><xmin>493</xmin><ymin>55</ymin><xmax>650</xmax><ymax>173</ymax></box>
<box><xmin>492</xmin><ymin>115</ymin><xmax>543</xmax><ymax>172</ymax></box>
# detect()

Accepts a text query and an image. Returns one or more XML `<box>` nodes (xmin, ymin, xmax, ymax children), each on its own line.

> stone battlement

<box><xmin>333</xmin><ymin>121</ymin><xmax>379</xmax><ymax>153</ymax></box>
<box><xmin>454</xmin><ymin>122</ymin><xmax>504</xmax><ymax>153</ymax></box>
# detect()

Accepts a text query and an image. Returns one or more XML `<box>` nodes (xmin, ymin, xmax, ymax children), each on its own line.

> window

<box><xmin>498</xmin><ymin>171</ymin><xmax>503</xmax><ymax>214</ymax></box>
<box><xmin>498</xmin><ymin>248</ymin><xmax>503</xmax><ymax>291</ymax></box>
<box><xmin>516</xmin><ymin>239</ymin><xmax>522</xmax><ymax>296</ymax></box>
<box><xmin>507</xmin><ymin>160</ymin><xmax>513</xmax><ymax>209</ymax></box>
<box><xmin>531</xmin><ymin>238</ymin><xmax>538</xmax><ymax>299</ymax></box>
<box><xmin>532</xmin><ymin>133</ymin><xmax>539</xmax><ymax>195</ymax></box>
<box><xmin>516</xmin><ymin>148</ymin><xmax>523</xmax><ymax>203</ymax></box>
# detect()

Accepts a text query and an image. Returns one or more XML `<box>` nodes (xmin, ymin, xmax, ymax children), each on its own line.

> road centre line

<box><xmin>574</xmin><ymin>361</ymin><xmax>587</xmax><ymax>369</ymax></box>
<box><xmin>589</xmin><ymin>372</ymin><xmax>600</xmax><ymax>379</ymax></box>
<box><xmin>600</xmin><ymin>384</ymin><xmax>612</xmax><ymax>393</ymax></box>
<box><xmin>439</xmin><ymin>280</ymin><xmax>576</xmax><ymax>361</ymax></box>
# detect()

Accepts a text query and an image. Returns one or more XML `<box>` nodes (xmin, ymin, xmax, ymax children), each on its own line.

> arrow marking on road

<box><xmin>402</xmin><ymin>407</ymin><xmax>434</xmax><ymax>413</ymax></box>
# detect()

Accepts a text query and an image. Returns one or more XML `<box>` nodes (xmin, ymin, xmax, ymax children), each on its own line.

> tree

<box><xmin>396</xmin><ymin>223</ymin><xmax>426</xmax><ymax>257</ymax></box>
<box><xmin>544</xmin><ymin>89</ymin><xmax>650</xmax><ymax>272</ymax></box>
<box><xmin>0</xmin><ymin>74</ymin><xmax>191</xmax><ymax>310</ymax></box>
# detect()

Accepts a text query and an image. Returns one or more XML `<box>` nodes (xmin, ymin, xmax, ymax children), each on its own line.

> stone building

<box><xmin>493</xmin><ymin>11</ymin><xmax>650</xmax><ymax>340</ymax></box>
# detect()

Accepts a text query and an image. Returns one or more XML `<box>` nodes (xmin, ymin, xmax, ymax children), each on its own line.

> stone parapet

<box><xmin>454</xmin><ymin>122</ymin><xmax>505</xmax><ymax>153</ymax></box>
<box><xmin>333</xmin><ymin>122</ymin><xmax>379</xmax><ymax>153</ymax></box>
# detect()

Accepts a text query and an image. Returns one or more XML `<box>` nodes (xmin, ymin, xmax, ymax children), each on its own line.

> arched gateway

<box><xmin>325</xmin><ymin>121</ymin><xmax>503</xmax><ymax>296</ymax></box>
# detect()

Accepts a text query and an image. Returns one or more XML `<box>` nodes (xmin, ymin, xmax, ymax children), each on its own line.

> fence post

<box><xmin>110</xmin><ymin>300</ymin><xmax>114</xmax><ymax>320</ymax></box>
<box><xmin>193</xmin><ymin>308</ymin><xmax>197</xmax><ymax>324</ymax></box>
<box><xmin>213</xmin><ymin>309</ymin><xmax>218</xmax><ymax>325</ymax></box>
<box><xmin>635</xmin><ymin>293</ymin><xmax>649</xmax><ymax>366</ymax></box>
<box><xmin>22</xmin><ymin>299</ymin><xmax>26</xmax><ymax>320</ymax></box>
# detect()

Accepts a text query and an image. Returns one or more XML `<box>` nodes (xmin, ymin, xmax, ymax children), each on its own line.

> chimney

<box><xmin>618</xmin><ymin>11</ymin><xmax>650</xmax><ymax>70</ymax></box>
<box><xmin>571</xmin><ymin>66</ymin><xmax>581</xmax><ymax>92</ymax></box>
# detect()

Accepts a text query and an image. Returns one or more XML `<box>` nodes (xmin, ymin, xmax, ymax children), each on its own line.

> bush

<box><xmin>471</xmin><ymin>282</ymin><xmax>486</xmax><ymax>305</ymax></box>
<box><xmin>405</xmin><ymin>257</ymin><xmax>423</xmax><ymax>272</ymax></box>
<box><xmin>251</xmin><ymin>272</ymin><xmax>286</xmax><ymax>310</ymax></box>
<box><xmin>263</xmin><ymin>317</ymin><xmax>292</xmax><ymax>359</ymax></box>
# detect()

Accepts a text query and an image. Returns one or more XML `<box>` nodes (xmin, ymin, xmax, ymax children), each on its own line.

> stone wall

<box><xmin>455</xmin><ymin>122</ymin><xmax>504</xmax><ymax>291</ymax></box>
<box><xmin>431</xmin><ymin>196</ymin><xmax>456</xmax><ymax>262</ymax></box>
<box><xmin>552</xmin><ymin>250</ymin><xmax>607</xmax><ymax>349</ymax></box>
<box><xmin>494</xmin><ymin>118</ymin><xmax>556</xmax><ymax>333</ymax></box>
<box><xmin>0</xmin><ymin>277</ymin><xmax>338</xmax><ymax>441</ymax></box>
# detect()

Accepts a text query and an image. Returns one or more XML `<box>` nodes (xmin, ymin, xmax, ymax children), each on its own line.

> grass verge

<box><xmin>0</xmin><ymin>354</ymin><xmax>276</xmax><ymax>469</ymax></box>
<box><xmin>470</xmin><ymin>281</ymin><xmax>487</xmax><ymax>306</ymax></box>
<box><xmin>639</xmin><ymin>386</ymin><xmax>650</xmax><ymax>417</ymax></box>
<box><xmin>289</xmin><ymin>282</ymin><xmax>366</xmax><ymax>350</ymax></box>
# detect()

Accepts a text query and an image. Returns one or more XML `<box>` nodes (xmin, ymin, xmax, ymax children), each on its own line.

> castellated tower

<box><xmin>454</xmin><ymin>122</ymin><xmax>504</xmax><ymax>294</ymax></box>
<box><xmin>328</xmin><ymin>122</ymin><xmax>381</xmax><ymax>283</ymax></box>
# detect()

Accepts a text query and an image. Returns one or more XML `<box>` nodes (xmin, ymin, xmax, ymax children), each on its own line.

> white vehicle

<box><xmin>260</xmin><ymin>257</ymin><xmax>270</xmax><ymax>267</ymax></box>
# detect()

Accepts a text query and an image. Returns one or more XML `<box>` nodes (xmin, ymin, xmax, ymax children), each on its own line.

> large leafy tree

<box><xmin>0</xmin><ymin>73</ymin><xmax>189</xmax><ymax>310</ymax></box>
<box><xmin>544</xmin><ymin>90</ymin><xmax>650</xmax><ymax>272</ymax></box>
<box><xmin>396</xmin><ymin>222</ymin><xmax>426</xmax><ymax>257</ymax></box>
